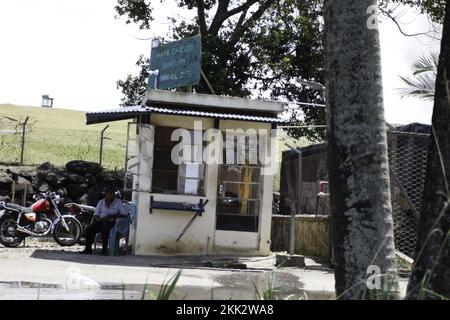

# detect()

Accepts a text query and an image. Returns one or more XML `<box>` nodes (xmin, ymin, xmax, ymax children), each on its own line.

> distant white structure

<box><xmin>41</xmin><ymin>95</ymin><xmax>54</xmax><ymax>108</ymax></box>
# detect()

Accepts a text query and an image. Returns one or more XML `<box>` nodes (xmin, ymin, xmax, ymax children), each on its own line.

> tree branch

<box><xmin>208</xmin><ymin>0</ymin><xmax>260</xmax><ymax>35</ymax></box>
<box><xmin>197</xmin><ymin>0</ymin><xmax>208</xmax><ymax>35</ymax></box>
<box><xmin>229</xmin><ymin>0</ymin><xmax>277</xmax><ymax>47</ymax></box>
<box><xmin>226</xmin><ymin>0</ymin><xmax>259</xmax><ymax>18</ymax></box>
<box><xmin>379</xmin><ymin>6</ymin><xmax>440</xmax><ymax>40</ymax></box>
<box><xmin>235</xmin><ymin>8</ymin><xmax>248</xmax><ymax>30</ymax></box>
<box><xmin>209</xmin><ymin>0</ymin><xmax>231</xmax><ymax>34</ymax></box>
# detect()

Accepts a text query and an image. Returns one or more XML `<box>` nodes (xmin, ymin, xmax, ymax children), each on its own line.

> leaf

<box><xmin>156</xmin><ymin>270</ymin><xmax>182</xmax><ymax>300</ymax></box>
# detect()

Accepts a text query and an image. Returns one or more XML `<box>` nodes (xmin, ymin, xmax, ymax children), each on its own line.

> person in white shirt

<box><xmin>80</xmin><ymin>186</ymin><xmax>128</xmax><ymax>255</ymax></box>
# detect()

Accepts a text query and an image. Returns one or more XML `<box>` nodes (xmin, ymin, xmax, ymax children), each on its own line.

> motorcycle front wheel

<box><xmin>0</xmin><ymin>215</ymin><xmax>24</xmax><ymax>247</ymax></box>
<box><xmin>53</xmin><ymin>217</ymin><xmax>82</xmax><ymax>246</ymax></box>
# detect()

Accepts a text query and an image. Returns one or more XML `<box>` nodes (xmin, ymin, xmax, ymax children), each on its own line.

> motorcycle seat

<box><xmin>4</xmin><ymin>203</ymin><xmax>34</xmax><ymax>213</ymax></box>
<box><xmin>77</xmin><ymin>204</ymin><xmax>96</xmax><ymax>213</ymax></box>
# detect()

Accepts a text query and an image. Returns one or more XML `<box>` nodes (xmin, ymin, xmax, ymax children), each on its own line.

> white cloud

<box><xmin>379</xmin><ymin>6</ymin><xmax>441</xmax><ymax>125</ymax></box>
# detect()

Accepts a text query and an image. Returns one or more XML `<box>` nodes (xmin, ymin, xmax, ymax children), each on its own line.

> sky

<box><xmin>0</xmin><ymin>0</ymin><xmax>443</xmax><ymax>125</ymax></box>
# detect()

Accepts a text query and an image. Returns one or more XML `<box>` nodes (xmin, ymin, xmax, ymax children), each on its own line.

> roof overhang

<box><xmin>145</xmin><ymin>90</ymin><xmax>285</xmax><ymax>115</ymax></box>
<box><xmin>86</xmin><ymin>91</ymin><xmax>288</xmax><ymax>125</ymax></box>
<box><xmin>85</xmin><ymin>105</ymin><xmax>287</xmax><ymax>125</ymax></box>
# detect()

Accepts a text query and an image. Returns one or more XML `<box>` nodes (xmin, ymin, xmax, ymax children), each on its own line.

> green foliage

<box><xmin>379</xmin><ymin>0</ymin><xmax>447</xmax><ymax>23</ymax></box>
<box><xmin>398</xmin><ymin>52</ymin><xmax>438</xmax><ymax>101</ymax></box>
<box><xmin>114</xmin><ymin>0</ymin><xmax>154</xmax><ymax>29</ymax></box>
<box><xmin>116</xmin><ymin>55</ymin><xmax>149</xmax><ymax>106</ymax></box>
<box><xmin>114</xmin><ymin>0</ymin><xmax>446</xmax><ymax>142</ymax></box>
<box><xmin>115</xmin><ymin>0</ymin><xmax>326</xmax><ymax>142</ymax></box>
<box><xmin>253</xmin><ymin>272</ymin><xmax>275</xmax><ymax>300</ymax></box>
<box><xmin>156</xmin><ymin>270</ymin><xmax>182</xmax><ymax>300</ymax></box>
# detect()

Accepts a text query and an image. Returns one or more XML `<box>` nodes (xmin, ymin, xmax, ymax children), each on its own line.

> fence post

<box><xmin>99</xmin><ymin>125</ymin><xmax>109</xmax><ymax>167</ymax></box>
<box><xmin>20</xmin><ymin>116</ymin><xmax>29</xmax><ymax>165</ymax></box>
<box><xmin>286</xmin><ymin>144</ymin><xmax>302</xmax><ymax>255</ymax></box>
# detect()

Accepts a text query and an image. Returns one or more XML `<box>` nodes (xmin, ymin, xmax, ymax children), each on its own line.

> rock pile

<box><xmin>0</xmin><ymin>161</ymin><xmax>127</xmax><ymax>207</ymax></box>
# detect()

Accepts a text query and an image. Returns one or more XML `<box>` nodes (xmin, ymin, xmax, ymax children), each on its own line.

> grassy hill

<box><xmin>0</xmin><ymin>104</ymin><xmax>128</xmax><ymax>169</ymax></box>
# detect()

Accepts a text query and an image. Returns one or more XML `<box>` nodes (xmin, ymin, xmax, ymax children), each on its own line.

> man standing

<box><xmin>80</xmin><ymin>186</ymin><xmax>128</xmax><ymax>255</ymax></box>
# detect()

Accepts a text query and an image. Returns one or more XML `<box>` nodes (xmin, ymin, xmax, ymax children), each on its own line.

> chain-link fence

<box><xmin>0</xmin><ymin>116</ymin><xmax>32</xmax><ymax>164</ymax></box>
<box><xmin>387</xmin><ymin>130</ymin><xmax>430</xmax><ymax>259</ymax></box>
<box><xmin>0</xmin><ymin>116</ymin><xmax>125</xmax><ymax>170</ymax></box>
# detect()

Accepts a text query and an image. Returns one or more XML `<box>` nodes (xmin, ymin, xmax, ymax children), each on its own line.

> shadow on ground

<box><xmin>30</xmin><ymin>248</ymin><xmax>273</xmax><ymax>271</ymax></box>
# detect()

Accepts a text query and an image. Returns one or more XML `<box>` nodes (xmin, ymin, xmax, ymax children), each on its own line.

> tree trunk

<box><xmin>324</xmin><ymin>0</ymin><xmax>398</xmax><ymax>299</ymax></box>
<box><xmin>407</xmin><ymin>0</ymin><xmax>450</xmax><ymax>300</ymax></box>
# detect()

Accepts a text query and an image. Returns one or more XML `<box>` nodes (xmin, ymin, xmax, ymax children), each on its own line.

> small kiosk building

<box><xmin>86</xmin><ymin>90</ymin><xmax>285</xmax><ymax>255</ymax></box>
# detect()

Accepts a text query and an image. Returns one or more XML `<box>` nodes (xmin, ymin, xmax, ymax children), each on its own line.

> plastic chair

<box><xmin>93</xmin><ymin>202</ymin><xmax>137</xmax><ymax>256</ymax></box>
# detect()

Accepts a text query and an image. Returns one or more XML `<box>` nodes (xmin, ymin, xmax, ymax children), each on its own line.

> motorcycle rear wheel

<box><xmin>53</xmin><ymin>217</ymin><xmax>82</xmax><ymax>246</ymax></box>
<box><xmin>0</xmin><ymin>215</ymin><xmax>24</xmax><ymax>247</ymax></box>
<box><xmin>76</xmin><ymin>219</ymin><xmax>88</xmax><ymax>245</ymax></box>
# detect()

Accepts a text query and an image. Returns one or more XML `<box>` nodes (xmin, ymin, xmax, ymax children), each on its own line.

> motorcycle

<box><xmin>0</xmin><ymin>191</ymin><xmax>82</xmax><ymax>247</ymax></box>
<box><xmin>64</xmin><ymin>202</ymin><xmax>96</xmax><ymax>245</ymax></box>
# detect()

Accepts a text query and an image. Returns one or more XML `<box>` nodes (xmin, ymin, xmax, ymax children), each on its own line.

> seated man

<box><xmin>80</xmin><ymin>186</ymin><xmax>128</xmax><ymax>255</ymax></box>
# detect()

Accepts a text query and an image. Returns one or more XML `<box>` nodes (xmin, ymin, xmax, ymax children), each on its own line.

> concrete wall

<box><xmin>271</xmin><ymin>214</ymin><xmax>331</xmax><ymax>260</ymax></box>
<box><xmin>132</xmin><ymin>115</ymin><xmax>274</xmax><ymax>256</ymax></box>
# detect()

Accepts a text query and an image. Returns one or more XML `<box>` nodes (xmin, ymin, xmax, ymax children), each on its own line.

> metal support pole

<box><xmin>23</xmin><ymin>185</ymin><xmax>27</xmax><ymax>207</ymax></box>
<box><xmin>286</xmin><ymin>144</ymin><xmax>302</xmax><ymax>255</ymax></box>
<box><xmin>99</xmin><ymin>125</ymin><xmax>109</xmax><ymax>167</ymax></box>
<box><xmin>11</xmin><ymin>182</ymin><xmax>15</xmax><ymax>203</ymax></box>
<box><xmin>289</xmin><ymin>208</ymin><xmax>296</xmax><ymax>254</ymax></box>
<box><xmin>201</xmin><ymin>69</ymin><xmax>216</xmax><ymax>95</ymax></box>
<box><xmin>20</xmin><ymin>116</ymin><xmax>29</xmax><ymax>165</ymax></box>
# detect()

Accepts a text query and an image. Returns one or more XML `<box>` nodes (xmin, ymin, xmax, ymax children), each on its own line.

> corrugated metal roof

<box><xmin>86</xmin><ymin>105</ymin><xmax>287</xmax><ymax>125</ymax></box>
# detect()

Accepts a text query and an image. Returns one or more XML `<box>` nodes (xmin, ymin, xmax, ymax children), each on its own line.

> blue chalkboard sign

<box><xmin>147</xmin><ymin>35</ymin><xmax>202</xmax><ymax>90</ymax></box>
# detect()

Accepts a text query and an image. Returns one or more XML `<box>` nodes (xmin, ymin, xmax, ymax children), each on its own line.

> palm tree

<box><xmin>398</xmin><ymin>52</ymin><xmax>439</xmax><ymax>101</ymax></box>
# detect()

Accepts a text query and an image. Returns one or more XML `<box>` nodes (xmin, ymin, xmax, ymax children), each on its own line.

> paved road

<box><xmin>0</xmin><ymin>240</ymin><xmax>405</xmax><ymax>300</ymax></box>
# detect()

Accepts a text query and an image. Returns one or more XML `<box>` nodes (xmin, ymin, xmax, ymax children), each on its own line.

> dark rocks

<box><xmin>66</xmin><ymin>183</ymin><xmax>87</xmax><ymax>200</ymax></box>
<box><xmin>78</xmin><ymin>182</ymin><xmax>110</xmax><ymax>206</ymax></box>
<box><xmin>82</xmin><ymin>173</ymin><xmax>96</xmax><ymax>186</ymax></box>
<box><xmin>67</xmin><ymin>173</ymin><xmax>83</xmax><ymax>184</ymax></box>
<box><xmin>36</xmin><ymin>182</ymin><xmax>50</xmax><ymax>192</ymax></box>
<box><xmin>37</xmin><ymin>162</ymin><xmax>54</xmax><ymax>171</ymax></box>
<box><xmin>66</xmin><ymin>161</ymin><xmax>102</xmax><ymax>175</ymax></box>
<box><xmin>0</xmin><ymin>162</ymin><xmax>125</xmax><ymax>208</ymax></box>
<box><xmin>0</xmin><ymin>172</ymin><xmax>13</xmax><ymax>191</ymax></box>
<box><xmin>45</xmin><ymin>172</ymin><xmax>60</xmax><ymax>187</ymax></box>
<box><xmin>55</xmin><ymin>187</ymin><xmax>68</xmax><ymax>197</ymax></box>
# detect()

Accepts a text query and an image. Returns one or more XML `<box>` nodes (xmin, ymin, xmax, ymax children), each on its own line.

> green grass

<box><xmin>0</xmin><ymin>104</ymin><xmax>128</xmax><ymax>170</ymax></box>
